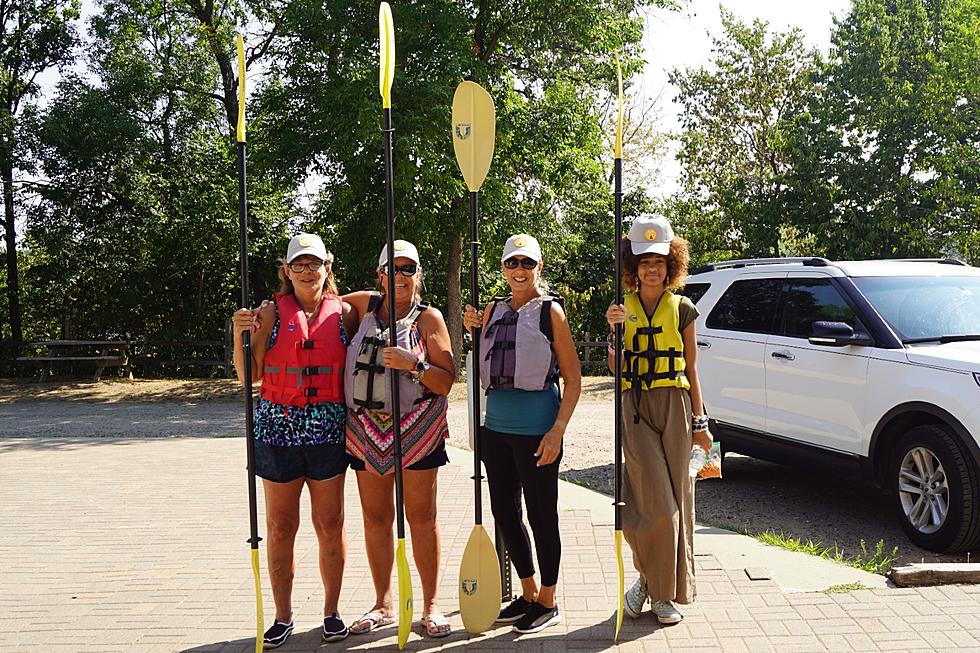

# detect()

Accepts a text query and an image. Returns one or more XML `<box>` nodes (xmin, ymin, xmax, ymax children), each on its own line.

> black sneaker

<box><xmin>263</xmin><ymin>619</ymin><xmax>294</xmax><ymax>649</ymax></box>
<box><xmin>512</xmin><ymin>602</ymin><xmax>560</xmax><ymax>634</ymax></box>
<box><xmin>496</xmin><ymin>596</ymin><xmax>534</xmax><ymax>624</ymax></box>
<box><xmin>322</xmin><ymin>612</ymin><xmax>349</xmax><ymax>642</ymax></box>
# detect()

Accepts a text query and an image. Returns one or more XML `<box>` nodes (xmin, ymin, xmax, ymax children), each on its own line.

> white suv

<box><xmin>685</xmin><ymin>258</ymin><xmax>980</xmax><ymax>553</ymax></box>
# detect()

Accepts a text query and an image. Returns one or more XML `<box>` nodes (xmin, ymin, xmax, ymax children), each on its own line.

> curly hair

<box><xmin>621</xmin><ymin>236</ymin><xmax>690</xmax><ymax>291</ymax></box>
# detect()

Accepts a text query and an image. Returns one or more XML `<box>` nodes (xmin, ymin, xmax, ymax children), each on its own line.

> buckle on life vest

<box><xmin>301</xmin><ymin>340</ymin><xmax>316</xmax><ymax>350</ymax></box>
<box><xmin>304</xmin><ymin>365</ymin><xmax>333</xmax><ymax>376</ymax></box>
<box><xmin>303</xmin><ymin>387</ymin><xmax>318</xmax><ymax>397</ymax></box>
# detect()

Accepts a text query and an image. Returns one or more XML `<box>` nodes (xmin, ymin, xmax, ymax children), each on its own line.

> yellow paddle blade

<box><xmin>452</xmin><ymin>81</ymin><xmax>496</xmax><ymax>192</ymax></box>
<box><xmin>459</xmin><ymin>525</ymin><xmax>502</xmax><ymax>633</ymax></box>
<box><xmin>378</xmin><ymin>2</ymin><xmax>395</xmax><ymax>109</ymax></box>
<box><xmin>615</xmin><ymin>56</ymin><xmax>623</xmax><ymax>159</ymax></box>
<box><xmin>614</xmin><ymin>530</ymin><xmax>624</xmax><ymax>641</ymax></box>
<box><xmin>250</xmin><ymin>548</ymin><xmax>263</xmax><ymax>653</ymax></box>
<box><xmin>236</xmin><ymin>35</ymin><xmax>246</xmax><ymax>144</ymax></box>
<box><xmin>396</xmin><ymin>538</ymin><xmax>413</xmax><ymax>649</ymax></box>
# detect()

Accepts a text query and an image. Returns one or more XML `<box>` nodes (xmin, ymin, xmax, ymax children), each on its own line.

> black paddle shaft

<box><xmin>237</xmin><ymin>140</ymin><xmax>261</xmax><ymax>550</ymax></box>
<box><xmin>613</xmin><ymin>156</ymin><xmax>625</xmax><ymax>531</ymax></box>
<box><xmin>468</xmin><ymin>191</ymin><xmax>484</xmax><ymax>525</ymax></box>
<box><xmin>382</xmin><ymin>107</ymin><xmax>407</xmax><ymax>541</ymax></box>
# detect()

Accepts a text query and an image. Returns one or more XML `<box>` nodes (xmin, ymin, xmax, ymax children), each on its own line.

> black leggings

<box><xmin>481</xmin><ymin>427</ymin><xmax>562</xmax><ymax>587</ymax></box>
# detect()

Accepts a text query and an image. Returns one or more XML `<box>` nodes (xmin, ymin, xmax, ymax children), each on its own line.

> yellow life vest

<box><xmin>621</xmin><ymin>291</ymin><xmax>689</xmax><ymax>391</ymax></box>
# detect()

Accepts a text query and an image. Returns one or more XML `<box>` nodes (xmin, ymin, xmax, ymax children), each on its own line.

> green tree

<box><xmin>669</xmin><ymin>10</ymin><xmax>820</xmax><ymax>259</ymax></box>
<box><xmin>0</xmin><ymin>0</ymin><xmax>79</xmax><ymax>349</ymax></box>
<box><xmin>257</xmin><ymin>0</ymin><xmax>673</xmax><ymax>367</ymax></box>
<box><xmin>28</xmin><ymin>0</ymin><xmax>292</xmax><ymax>343</ymax></box>
<box><xmin>784</xmin><ymin>0</ymin><xmax>980</xmax><ymax>262</ymax></box>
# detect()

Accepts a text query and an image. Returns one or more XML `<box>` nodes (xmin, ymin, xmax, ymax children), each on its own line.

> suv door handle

<box><xmin>697</xmin><ymin>340</ymin><xmax>711</xmax><ymax>349</ymax></box>
<box><xmin>771</xmin><ymin>350</ymin><xmax>796</xmax><ymax>361</ymax></box>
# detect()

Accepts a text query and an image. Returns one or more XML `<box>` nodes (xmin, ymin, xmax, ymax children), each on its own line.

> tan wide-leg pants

<box><xmin>621</xmin><ymin>386</ymin><xmax>696</xmax><ymax>604</ymax></box>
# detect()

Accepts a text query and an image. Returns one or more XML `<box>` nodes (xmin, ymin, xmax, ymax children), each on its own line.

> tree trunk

<box><xmin>1</xmin><ymin>159</ymin><xmax>22</xmax><ymax>352</ymax></box>
<box><xmin>445</xmin><ymin>232</ymin><xmax>464</xmax><ymax>380</ymax></box>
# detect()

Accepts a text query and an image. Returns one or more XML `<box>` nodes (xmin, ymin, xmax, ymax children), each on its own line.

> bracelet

<box><xmin>692</xmin><ymin>423</ymin><xmax>709</xmax><ymax>433</ymax></box>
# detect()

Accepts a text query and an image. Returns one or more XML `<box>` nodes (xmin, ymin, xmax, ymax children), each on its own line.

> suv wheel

<box><xmin>891</xmin><ymin>424</ymin><xmax>980</xmax><ymax>553</ymax></box>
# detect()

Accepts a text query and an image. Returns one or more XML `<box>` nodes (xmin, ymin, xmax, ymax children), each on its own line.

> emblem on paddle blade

<box><xmin>455</xmin><ymin>123</ymin><xmax>471</xmax><ymax>140</ymax></box>
<box><xmin>461</xmin><ymin>579</ymin><xmax>478</xmax><ymax>595</ymax></box>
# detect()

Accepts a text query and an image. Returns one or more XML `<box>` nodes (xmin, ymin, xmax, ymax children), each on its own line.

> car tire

<box><xmin>890</xmin><ymin>424</ymin><xmax>980</xmax><ymax>553</ymax></box>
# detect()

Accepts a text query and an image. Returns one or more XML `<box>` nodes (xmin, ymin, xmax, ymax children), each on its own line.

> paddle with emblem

<box><xmin>378</xmin><ymin>4</ymin><xmax>413</xmax><ymax>649</ymax></box>
<box><xmin>613</xmin><ymin>55</ymin><xmax>626</xmax><ymax>642</ymax></box>
<box><xmin>235</xmin><ymin>34</ymin><xmax>264</xmax><ymax>653</ymax></box>
<box><xmin>452</xmin><ymin>80</ymin><xmax>502</xmax><ymax>634</ymax></box>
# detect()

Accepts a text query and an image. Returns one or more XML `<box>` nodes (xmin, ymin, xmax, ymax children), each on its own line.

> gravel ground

<box><xmin>2</xmin><ymin>377</ymin><xmax>976</xmax><ymax>569</ymax></box>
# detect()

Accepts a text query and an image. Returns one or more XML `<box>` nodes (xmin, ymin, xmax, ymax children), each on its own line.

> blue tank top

<box><xmin>484</xmin><ymin>385</ymin><xmax>560</xmax><ymax>436</ymax></box>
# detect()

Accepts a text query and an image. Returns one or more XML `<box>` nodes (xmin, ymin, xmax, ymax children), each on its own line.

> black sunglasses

<box><xmin>382</xmin><ymin>263</ymin><xmax>418</xmax><ymax>276</ymax></box>
<box><xmin>504</xmin><ymin>257</ymin><xmax>538</xmax><ymax>270</ymax></box>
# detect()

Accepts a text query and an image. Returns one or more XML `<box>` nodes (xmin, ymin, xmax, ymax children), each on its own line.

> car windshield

<box><xmin>852</xmin><ymin>276</ymin><xmax>980</xmax><ymax>342</ymax></box>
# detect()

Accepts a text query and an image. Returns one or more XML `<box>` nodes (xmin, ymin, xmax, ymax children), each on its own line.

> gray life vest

<box><xmin>480</xmin><ymin>294</ymin><xmax>560</xmax><ymax>392</ymax></box>
<box><xmin>344</xmin><ymin>293</ymin><xmax>430</xmax><ymax>415</ymax></box>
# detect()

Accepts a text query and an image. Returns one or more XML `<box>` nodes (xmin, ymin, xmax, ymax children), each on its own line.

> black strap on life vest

<box><xmin>353</xmin><ymin>295</ymin><xmax>430</xmax><ymax>412</ymax></box>
<box><xmin>623</xmin><ymin>296</ymin><xmax>686</xmax><ymax>423</ymax></box>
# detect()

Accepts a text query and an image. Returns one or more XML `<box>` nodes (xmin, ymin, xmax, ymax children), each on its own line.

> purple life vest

<box><xmin>344</xmin><ymin>293</ymin><xmax>429</xmax><ymax>415</ymax></box>
<box><xmin>480</xmin><ymin>294</ymin><xmax>559</xmax><ymax>392</ymax></box>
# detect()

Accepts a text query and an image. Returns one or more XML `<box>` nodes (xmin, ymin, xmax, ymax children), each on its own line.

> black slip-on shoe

<box><xmin>263</xmin><ymin>619</ymin><xmax>294</xmax><ymax>649</ymax></box>
<box><xmin>322</xmin><ymin>612</ymin><xmax>349</xmax><ymax>642</ymax></box>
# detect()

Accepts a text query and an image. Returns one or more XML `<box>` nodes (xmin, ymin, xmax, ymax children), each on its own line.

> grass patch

<box><xmin>823</xmin><ymin>582</ymin><xmax>867</xmax><ymax>594</ymax></box>
<box><xmin>755</xmin><ymin>530</ymin><xmax>899</xmax><ymax>575</ymax></box>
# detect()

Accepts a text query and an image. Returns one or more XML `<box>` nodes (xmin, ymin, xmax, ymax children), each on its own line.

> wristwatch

<box><xmin>410</xmin><ymin>357</ymin><xmax>430</xmax><ymax>383</ymax></box>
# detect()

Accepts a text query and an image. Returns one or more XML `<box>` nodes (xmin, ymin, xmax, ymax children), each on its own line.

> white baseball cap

<box><xmin>501</xmin><ymin>234</ymin><xmax>542</xmax><ymax>263</ymax></box>
<box><xmin>377</xmin><ymin>239</ymin><xmax>421</xmax><ymax>270</ymax></box>
<box><xmin>286</xmin><ymin>233</ymin><xmax>328</xmax><ymax>262</ymax></box>
<box><xmin>627</xmin><ymin>214</ymin><xmax>674</xmax><ymax>256</ymax></box>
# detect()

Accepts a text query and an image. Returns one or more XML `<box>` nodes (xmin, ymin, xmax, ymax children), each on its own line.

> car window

<box><xmin>679</xmin><ymin>282</ymin><xmax>710</xmax><ymax>305</ymax></box>
<box><xmin>706</xmin><ymin>279</ymin><xmax>782</xmax><ymax>334</ymax></box>
<box><xmin>780</xmin><ymin>279</ymin><xmax>862</xmax><ymax>338</ymax></box>
<box><xmin>852</xmin><ymin>276</ymin><xmax>980</xmax><ymax>340</ymax></box>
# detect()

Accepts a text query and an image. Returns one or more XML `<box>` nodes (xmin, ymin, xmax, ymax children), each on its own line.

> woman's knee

<box><xmin>361</xmin><ymin>503</ymin><xmax>395</xmax><ymax>531</ymax></box>
<box><xmin>266</xmin><ymin>511</ymin><xmax>301</xmax><ymax>541</ymax></box>
<box><xmin>405</xmin><ymin>502</ymin><xmax>438</xmax><ymax>532</ymax></box>
<box><xmin>312</xmin><ymin>505</ymin><xmax>344</xmax><ymax>538</ymax></box>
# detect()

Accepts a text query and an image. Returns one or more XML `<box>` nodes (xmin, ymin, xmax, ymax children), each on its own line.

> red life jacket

<box><xmin>259</xmin><ymin>293</ymin><xmax>346</xmax><ymax>407</ymax></box>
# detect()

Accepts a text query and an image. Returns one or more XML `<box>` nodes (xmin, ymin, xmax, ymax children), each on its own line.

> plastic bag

<box><xmin>697</xmin><ymin>441</ymin><xmax>722</xmax><ymax>479</ymax></box>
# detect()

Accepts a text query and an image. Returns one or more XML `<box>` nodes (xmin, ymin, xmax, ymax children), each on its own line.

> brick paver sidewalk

<box><xmin>2</xmin><ymin>436</ymin><xmax>979</xmax><ymax>653</ymax></box>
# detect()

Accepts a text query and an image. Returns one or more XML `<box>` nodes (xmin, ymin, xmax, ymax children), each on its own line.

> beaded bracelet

<box><xmin>692</xmin><ymin>422</ymin><xmax>709</xmax><ymax>433</ymax></box>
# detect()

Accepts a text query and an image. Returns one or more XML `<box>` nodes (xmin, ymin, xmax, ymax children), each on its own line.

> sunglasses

<box><xmin>287</xmin><ymin>260</ymin><xmax>326</xmax><ymax>273</ymax></box>
<box><xmin>504</xmin><ymin>257</ymin><xmax>538</xmax><ymax>270</ymax></box>
<box><xmin>382</xmin><ymin>263</ymin><xmax>418</xmax><ymax>276</ymax></box>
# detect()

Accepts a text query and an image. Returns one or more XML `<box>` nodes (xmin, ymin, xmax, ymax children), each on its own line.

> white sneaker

<box><xmin>650</xmin><ymin>600</ymin><xmax>682</xmax><ymax>624</ymax></box>
<box><xmin>624</xmin><ymin>578</ymin><xmax>647</xmax><ymax>618</ymax></box>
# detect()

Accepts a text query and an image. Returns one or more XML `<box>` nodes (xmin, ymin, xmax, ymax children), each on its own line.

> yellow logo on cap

<box><xmin>298</xmin><ymin>236</ymin><xmax>313</xmax><ymax>247</ymax></box>
<box><xmin>644</xmin><ymin>228</ymin><xmax>658</xmax><ymax>241</ymax></box>
<box><xmin>394</xmin><ymin>242</ymin><xmax>406</xmax><ymax>251</ymax></box>
<box><xmin>514</xmin><ymin>237</ymin><xmax>527</xmax><ymax>247</ymax></box>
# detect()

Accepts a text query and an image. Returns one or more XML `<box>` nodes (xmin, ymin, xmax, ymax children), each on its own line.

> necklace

<box><xmin>300</xmin><ymin>296</ymin><xmax>323</xmax><ymax>320</ymax></box>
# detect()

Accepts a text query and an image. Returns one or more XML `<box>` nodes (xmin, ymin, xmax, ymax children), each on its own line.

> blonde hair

<box><xmin>277</xmin><ymin>252</ymin><xmax>339</xmax><ymax>296</ymax></box>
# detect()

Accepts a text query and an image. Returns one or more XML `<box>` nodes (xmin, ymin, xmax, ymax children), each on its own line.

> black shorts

<box><xmin>349</xmin><ymin>442</ymin><xmax>449</xmax><ymax>473</ymax></box>
<box><xmin>254</xmin><ymin>439</ymin><xmax>349</xmax><ymax>483</ymax></box>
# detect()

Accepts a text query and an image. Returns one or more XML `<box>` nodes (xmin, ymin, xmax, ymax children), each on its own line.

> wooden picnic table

<box><xmin>16</xmin><ymin>340</ymin><xmax>133</xmax><ymax>382</ymax></box>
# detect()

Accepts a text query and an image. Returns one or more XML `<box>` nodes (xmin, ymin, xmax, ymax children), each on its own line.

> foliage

<box><xmin>783</xmin><ymin>0</ymin><xmax>980</xmax><ymax>263</ymax></box>
<box><xmin>0</xmin><ymin>0</ymin><xmax>81</xmax><ymax>345</ymax></box>
<box><xmin>27</xmin><ymin>0</ymin><xmax>293</xmax><ymax>341</ymax></box>
<box><xmin>668</xmin><ymin>11</ymin><xmax>820</xmax><ymax>259</ymax></box>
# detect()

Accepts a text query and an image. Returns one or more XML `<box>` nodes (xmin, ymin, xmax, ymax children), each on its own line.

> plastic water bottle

<box><xmin>689</xmin><ymin>446</ymin><xmax>707</xmax><ymax>477</ymax></box>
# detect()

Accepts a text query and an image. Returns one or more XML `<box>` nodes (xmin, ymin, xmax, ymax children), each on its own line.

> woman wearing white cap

<box><xmin>231</xmin><ymin>233</ymin><xmax>358</xmax><ymax>647</ymax></box>
<box><xmin>605</xmin><ymin>214</ymin><xmax>712</xmax><ymax>625</ymax></box>
<box><xmin>463</xmin><ymin>233</ymin><xmax>582</xmax><ymax>634</ymax></box>
<box><xmin>342</xmin><ymin>239</ymin><xmax>456</xmax><ymax>638</ymax></box>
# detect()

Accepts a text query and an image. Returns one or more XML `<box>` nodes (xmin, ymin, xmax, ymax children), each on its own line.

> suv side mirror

<box><xmin>809</xmin><ymin>321</ymin><xmax>873</xmax><ymax>347</ymax></box>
